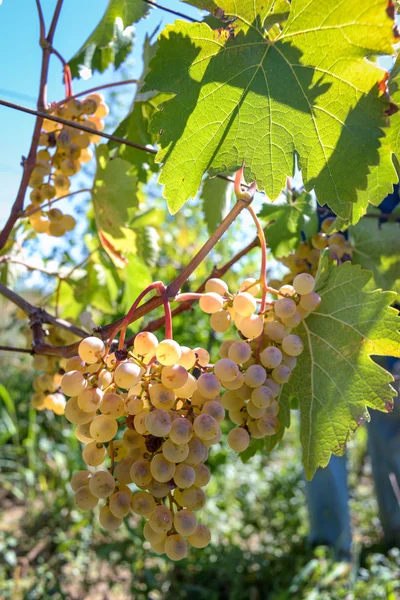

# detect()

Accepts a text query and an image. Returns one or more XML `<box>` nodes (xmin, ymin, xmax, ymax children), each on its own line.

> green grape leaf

<box><xmin>144</xmin><ymin>0</ymin><xmax>394</xmax><ymax>216</ymax></box>
<box><xmin>201</xmin><ymin>176</ymin><xmax>232</xmax><ymax>234</ymax></box>
<box><xmin>258</xmin><ymin>192</ymin><xmax>318</xmax><ymax>257</ymax></box>
<box><xmin>92</xmin><ymin>145</ymin><xmax>139</xmax><ymax>265</ymax></box>
<box><xmin>69</xmin><ymin>0</ymin><xmax>149</xmax><ymax>78</ymax></box>
<box><xmin>239</xmin><ymin>438</ymin><xmax>265</xmax><ymax>462</ymax></box>
<box><xmin>349</xmin><ymin>213</ymin><xmax>400</xmax><ymax>300</ymax></box>
<box><xmin>278</xmin><ymin>253</ymin><xmax>400</xmax><ymax>479</ymax></box>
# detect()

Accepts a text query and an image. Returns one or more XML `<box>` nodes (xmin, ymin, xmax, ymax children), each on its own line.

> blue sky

<box><xmin>0</xmin><ymin>0</ymin><xmax>198</xmax><ymax>224</ymax></box>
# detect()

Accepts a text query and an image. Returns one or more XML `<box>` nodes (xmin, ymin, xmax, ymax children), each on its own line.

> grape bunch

<box><xmin>30</xmin><ymin>354</ymin><xmax>66</xmax><ymax>415</ymax></box>
<box><xmin>274</xmin><ymin>216</ymin><xmax>353</xmax><ymax>288</ymax></box>
<box><xmin>198</xmin><ymin>273</ymin><xmax>321</xmax><ymax>451</ymax></box>
<box><xmin>61</xmin><ymin>334</ymin><xmax>216</xmax><ymax>560</ymax></box>
<box><xmin>25</xmin><ymin>93</ymin><xmax>108</xmax><ymax>238</ymax></box>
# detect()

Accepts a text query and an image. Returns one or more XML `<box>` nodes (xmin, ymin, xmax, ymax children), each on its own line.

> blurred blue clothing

<box><xmin>306</xmin><ymin>359</ymin><xmax>400</xmax><ymax>558</ymax></box>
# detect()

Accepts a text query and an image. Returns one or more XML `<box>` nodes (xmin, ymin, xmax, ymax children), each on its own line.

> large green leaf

<box><xmin>201</xmin><ymin>176</ymin><xmax>232</xmax><ymax>234</ymax></box>
<box><xmin>69</xmin><ymin>0</ymin><xmax>149</xmax><ymax>78</ymax></box>
<box><xmin>349</xmin><ymin>213</ymin><xmax>400</xmax><ymax>300</ymax></box>
<box><xmin>92</xmin><ymin>145</ymin><xmax>139</xmax><ymax>263</ymax></box>
<box><xmin>144</xmin><ymin>0</ymin><xmax>393</xmax><ymax>216</ymax></box>
<box><xmin>277</xmin><ymin>253</ymin><xmax>400</xmax><ymax>479</ymax></box>
<box><xmin>258</xmin><ymin>192</ymin><xmax>318</xmax><ymax>257</ymax></box>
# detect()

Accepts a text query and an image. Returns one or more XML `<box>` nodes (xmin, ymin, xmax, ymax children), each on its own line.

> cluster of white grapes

<box><xmin>61</xmin><ymin>334</ymin><xmax>218</xmax><ymax>560</ymax></box>
<box><xmin>30</xmin><ymin>354</ymin><xmax>66</xmax><ymax>415</ymax></box>
<box><xmin>25</xmin><ymin>93</ymin><xmax>108</xmax><ymax>238</ymax></box>
<box><xmin>198</xmin><ymin>273</ymin><xmax>320</xmax><ymax>451</ymax></box>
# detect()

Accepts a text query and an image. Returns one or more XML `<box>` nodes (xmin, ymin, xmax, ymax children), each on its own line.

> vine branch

<box><xmin>141</xmin><ymin>0</ymin><xmax>197</xmax><ymax>22</ymax></box>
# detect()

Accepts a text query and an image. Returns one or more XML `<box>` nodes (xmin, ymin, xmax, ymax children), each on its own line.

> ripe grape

<box><xmin>251</xmin><ymin>385</ymin><xmax>273</xmax><ymax>408</ymax></box>
<box><xmin>247</xmin><ymin>401</ymin><xmax>266</xmax><ymax>419</ymax></box>
<box><xmin>164</xmin><ymin>534</ymin><xmax>188</xmax><ymax>561</ymax></box>
<box><xmin>78</xmin><ymin>337</ymin><xmax>105</xmax><ymax>364</ymax></box>
<box><xmin>156</xmin><ymin>339</ymin><xmax>181</xmax><ymax>366</ymax></box>
<box><xmin>193</xmin><ymin>463</ymin><xmax>211</xmax><ymax>487</ymax></box>
<box><xmin>143</xmin><ymin>521</ymin><xmax>166</xmax><ymax>544</ymax></box>
<box><xmin>202</xmin><ymin>400</ymin><xmax>225</xmax><ymax>423</ymax></box>
<box><xmin>260</xmin><ymin>346</ymin><xmax>282</xmax><ymax>369</ymax></box>
<box><xmin>257</xmin><ymin>413</ymin><xmax>279</xmax><ymax>436</ymax></box>
<box><xmin>61</xmin><ymin>370</ymin><xmax>87</xmax><ymax>397</ymax></box>
<box><xmin>78</xmin><ymin>386</ymin><xmax>103</xmax><ymax>412</ymax></box>
<box><xmin>264</xmin><ymin>378</ymin><xmax>281</xmax><ymax>398</ymax></box>
<box><xmin>162</xmin><ymin>439</ymin><xmax>189</xmax><ymax>463</ymax></box>
<box><xmin>180</xmin><ymin>486</ymin><xmax>206</xmax><ymax>511</ymax></box>
<box><xmin>134</xmin><ymin>331</ymin><xmax>158</xmax><ymax>356</ymax></box>
<box><xmin>65</xmin><ymin>356</ymin><xmax>86</xmax><ymax>372</ymax></box>
<box><xmin>161</xmin><ymin>364</ymin><xmax>188</xmax><ymax>389</ymax></box>
<box><xmin>150</xmin><ymin>453</ymin><xmax>176</xmax><ymax>482</ymax></box>
<box><xmin>205</xmin><ymin>278</ymin><xmax>228</xmax><ymax>295</ymax></box>
<box><xmin>178</xmin><ymin>346</ymin><xmax>197</xmax><ymax>370</ymax></box>
<box><xmin>187</xmin><ymin>524</ymin><xmax>211</xmax><ymax>548</ymax></box>
<box><xmin>65</xmin><ymin>397</ymin><xmax>95</xmax><ymax>425</ymax></box>
<box><xmin>229</xmin><ymin>408</ymin><xmax>247</xmax><ymax>425</ymax></box>
<box><xmin>130</xmin><ymin>458</ymin><xmax>152</xmax><ymax>487</ymax></box>
<box><xmin>169</xmin><ymin>417</ymin><xmax>193</xmax><ymax>445</ymax></box>
<box><xmin>193</xmin><ymin>347</ymin><xmax>210</xmax><ymax>367</ymax></box>
<box><xmin>282</xmin><ymin>311</ymin><xmax>301</xmax><ymax>328</ymax></box>
<box><xmin>221</xmin><ymin>371</ymin><xmax>245</xmax><ymax>390</ymax></box>
<box><xmin>239</xmin><ymin>278</ymin><xmax>260</xmax><ymax>296</ymax></box>
<box><xmin>174</xmin><ymin>509</ymin><xmax>197</xmax><ymax>536</ymax></box>
<box><xmin>74</xmin><ymin>485</ymin><xmax>98</xmax><ymax>510</ymax></box>
<box><xmin>219</xmin><ymin>340</ymin><xmax>235</xmax><ymax>358</ymax></box>
<box><xmin>149</xmin><ymin>383</ymin><xmax>175</xmax><ymax>410</ymax></box>
<box><xmin>264</xmin><ymin>321</ymin><xmax>286</xmax><ymax>342</ymax></box>
<box><xmin>271</xmin><ymin>365</ymin><xmax>291</xmax><ymax>384</ymax></box>
<box><xmin>90</xmin><ymin>415</ymin><xmax>118</xmax><ymax>442</ymax></box>
<box><xmin>82</xmin><ymin>441</ymin><xmax>106</xmax><ymax>466</ymax></box>
<box><xmin>281</xmin><ymin>353</ymin><xmax>297</xmax><ymax>369</ymax></box>
<box><xmin>233</xmin><ymin>292</ymin><xmax>256</xmax><ymax>317</ymax></box>
<box><xmin>149</xmin><ymin>505</ymin><xmax>173</xmax><ymax>533</ymax></box>
<box><xmin>89</xmin><ymin>470</ymin><xmax>116</xmax><ymax>499</ymax></box>
<box><xmin>221</xmin><ymin>390</ymin><xmax>244</xmax><ymax>411</ymax></box>
<box><xmin>193</xmin><ymin>414</ymin><xmax>220</xmax><ymax>440</ymax></box>
<box><xmin>227</xmin><ymin>427</ymin><xmax>250</xmax><ymax>452</ymax></box>
<box><xmin>114</xmin><ymin>361</ymin><xmax>141</xmax><ymax>389</ymax></box>
<box><xmin>299</xmin><ymin>292</ymin><xmax>321</xmax><ymax>312</ymax></box>
<box><xmin>174</xmin><ymin>373</ymin><xmax>197</xmax><ymax>398</ymax></box>
<box><xmin>199</xmin><ymin>292</ymin><xmax>224</xmax><ymax>314</ymax></box>
<box><xmin>145</xmin><ymin>409</ymin><xmax>172</xmax><ymax>437</ymax></box>
<box><xmin>174</xmin><ymin>463</ymin><xmax>196</xmax><ymax>488</ymax></box>
<box><xmin>228</xmin><ymin>341</ymin><xmax>252</xmax><ymax>365</ymax></box>
<box><xmin>279</xmin><ymin>284</ymin><xmax>295</xmax><ymax>297</ymax></box>
<box><xmin>244</xmin><ymin>364</ymin><xmax>266</xmax><ymax>388</ymax></box>
<box><xmin>71</xmin><ymin>470</ymin><xmax>91</xmax><ymax>492</ymax></box>
<box><xmin>186</xmin><ymin>437</ymin><xmax>207</xmax><ymax>465</ymax></box>
<box><xmin>134</xmin><ymin>408</ymin><xmax>150</xmax><ymax>434</ymax></box>
<box><xmin>125</xmin><ymin>395</ymin><xmax>144</xmax><ymax>415</ymax></box>
<box><xmin>197</xmin><ymin>373</ymin><xmax>220</xmax><ymax>399</ymax></box>
<box><xmin>282</xmin><ymin>334</ymin><xmax>304</xmax><ymax>357</ymax></box>
<box><xmin>274</xmin><ymin>297</ymin><xmax>297</xmax><ymax>319</ymax></box>
<box><xmin>99</xmin><ymin>505</ymin><xmax>123</xmax><ymax>531</ymax></box>
<box><xmin>210</xmin><ymin>310</ymin><xmax>231</xmax><ymax>332</ymax></box>
<box><xmin>214</xmin><ymin>358</ymin><xmax>239</xmax><ymax>382</ymax></box>
<box><xmin>109</xmin><ymin>489</ymin><xmax>132</xmax><ymax>518</ymax></box>
<box><xmin>147</xmin><ymin>479</ymin><xmax>169</xmax><ymax>498</ymax></box>
<box><xmin>293</xmin><ymin>273</ymin><xmax>315</xmax><ymax>295</ymax></box>
<box><xmin>131</xmin><ymin>491</ymin><xmax>156</xmax><ymax>517</ymax></box>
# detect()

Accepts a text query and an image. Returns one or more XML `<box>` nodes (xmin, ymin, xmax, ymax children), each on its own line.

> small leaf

<box><xmin>69</xmin><ymin>0</ymin><xmax>149</xmax><ymax>78</ymax></box>
<box><xmin>201</xmin><ymin>176</ymin><xmax>232</xmax><ymax>234</ymax></box>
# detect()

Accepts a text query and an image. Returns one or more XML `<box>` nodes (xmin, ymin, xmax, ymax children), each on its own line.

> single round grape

<box><xmin>204</xmin><ymin>427</ymin><xmax>222</xmax><ymax>447</ymax></box>
<box><xmin>131</xmin><ymin>491</ymin><xmax>156</xmax><ymax>517</ymax></box>
<box><xmin>112</xmin><ymin>457</ymin><xmax>134</xmax><ymax>484</ymax></box>
<box><xmin>125</xmin><ymin>395</ymin><xmax>144</xmax><ymax>415</ymax></box>
<box><xmin>98</xmin><ymin>392</ymin><xmax>124</xmax><ymax>418</ymax></box>
<box><xmin>271</xmin><ymin>365</ymin><xmax>291</xmax><ymax>384</ymax></box>
<box><xmin>134</xmin><ymin>408</ymin><xmax>150</xmax><ymax>435</ymax></box>
<box><xmin>274</xmin><ymin>297</ymin><xmax>297</xmax><ymax>320</ymax></box>
<box><xmin>297</xmin><ymin>304</ymin><xmax>310</xmax><ymax>319</ymax></box>
<box><xmin>239</xmin><ymin>314</ymin><xmax>264</xmax><ymax>339</ymax></box>
<box><xmin>180</xmin><ymin>486</ymin><xmax>206</xmax><ymax>511</ymax></box>
<box><xmin>193</xmin><ymin>347</ymin><xmax>210</xmax><ymax>367</ymax></box>
<box><xmin>71</xmin><ymin>470</ymin><xmax>91</xmax><ymax>492</ymax></box>
<box><xmin>210</xmin><ymin>309</ymin><xmax>232</xmax><ymax>332</ymax></box>
<box><xmin>193</xmin><ymin>463</ymin><xmax>211</xmax><ymax>487</ymax></box>
<box><xmin>193</xmin><ymin>413</ymin><xmax>220</xmax><ymax>440</ymax></box>
<box><xmin>265</xmin><ymin>400</ymin><xmax>279</xmax><ymax>417</ymax></box>
<box><xmin>279</xmin><ymin>284</ymin><xmax>296</xmax><ymax>297</ymax></box>
<box><xmin>239</xmin><ymin>277</ymin><xmax>260</xmax><ymax>296</ymax></box>
<box><xmin>281</xmin><ymin>353</ymin><xmax>297</xmax><ymax>369</ymax></box>
<box><xmin>219</xmin><ymin>340</ymin><xmax>235</xmax><ymax>358</ymax></box>
<box><xmin>293</xmin><ymin>273</ymin><xmax>315</xmax><ymax>295</ymax></box>
<box><xmin>65</xmin><ymin>397</ymin><xmax>95</xmax><ymax>425</ymax></box>
<box><xmin>143</xmin><ymin>521</ymin><xmax>166</xmax><ymax>544</ymax></box>
<box><xmin>205</xmin><ymin>278</ymin><xmax>228</xmax><ymax>296</ymax></box>
<box><xmin>149</xmin><ymin>505</ymin><xmax>173</xmax><ymax>533</ymax></box>
<box><xmin>65</xmin><ymin>355</ymin><xmax>86</xmax><ymax>372</ymax></box>
<box><xmin>227</xmin><ymin>427</ymin><xmax>250</xmax><ymax>452</ymax></box>
<box><xmin>202</xmin><ymin>400</ymin><xmax>225</xmax><ymax>423</ymax></box>
<box><xmin>150</xmin><ymin>453</ymin><xmax>176</xmax><ymax>483</ymax></box>
<box><xmin>257</xmin><ymin>414</ymin><xmax>279</xmax><ymax>436</ymax></box>
<box><xmin>264</xmin><ymin>378</ymin><xmax>281</xmax><ymax>398</ymax></box>
<box><xmin>174</xmin><ymin>373</ymin><xmax>197</xmax><ymax>399</ymax></box>
<box><xmin>299</xmin><ymin>292</ymin><xmax>321</xmax><ymax>312</ymax></box>
<box><xmin>190</xmin><ymin>390</ymin><xmax>208</xmax><ymax>408</ymax></box>
<box><xmin>199</xmin><ymin>292</ymin><xmax>224</xmax><ymax>314</ymax></box>
<box><xmin>247</xmin><ymin>419</ymin><xmax>265</xmax><ymax>439</ymax></box>
<box><xmin>145</xmin><ymin>409</ymin><xmax>172</xmax><ymax>437</ymax></box>
<box><xmin>109</xmin><ymin>489</ymin><xmax>132</xmax><ymax>518</ymax></box>
<box><xmin>114</xmin><ymin>361</ymin><xmax>141</xmax><ymax>389</ymax></box>
<box><xmin>161</xmin><ymin>364</ymin><xmax>188</xmax><ymax>390</ymax></box>
<box><xmin>134</xmin><ymin>331</ymin><xmax>158</xmax><ymax>356</ymax></box>
<box><xmin>44</xmin><ymin>393</ymin><xmax>66</xmax><ymax>415</ymax></box>
<box><xmin>185</xmin><ymin>437</ymin><xmax>207</xmax><ymax>465</ymax></box>
<box><xmin>99</xmin><ymin>505</ymin><xmax>123</xmax><ymax>531</ymax></box>
<box><xmin>156</xmin><ymin>339</ymin><xmax>182</xmax><ymax>366</ymax></box>
<box><xmin>174</xmin><ymin>463</ymin><xmax>196</xmax><ymax>488</ymax></box>
<box><xmin>321</xmin><ymin>216</ymin><xmax>336</xmax><ymax>233</ymax></box>
<box><xmin>282</xmin><ymin>311</ymin><xmax>302</xmax><ymax>329</ymax></box>
<box><xmin>174</xmin><ymin>509</ymin><xmax>198</xmax><ymax>537</ymax></box>
<box><xmin>221</xmin><ymin>390</ymin><xmax>244</xmax><ymax>411</ymax></box>
<box><xmin>74</xmin><ymin>485</ymin><xmax>98</xmax><ymax>510</ymax></box>
<box><xmin>233</xmin><ymin>292</ymin><xmax>256</xmax><ymax>317</ymax></box>
<box><xmin>178</xmin><ymin>346</ymin><xmax>197</xmax><ymax>370</ymax></box>
<box><xmin>61</xmin><ymin>370</ymin><xmax>87</xmax><ymax>397</ymax></box>
<box><xmin>247</xmin><ymin>399</ymin><xmax>266</xmax><ymax>418</ymax></box>
<box><xmin>260</xmin><ymin>346</ymin><xmax>282</xmax><ymax>369</ymax></box>
<box><xmin>187</xmin><ymin>524</ymin><xmax>211</xmax><ymax>548</ymax></box>
<box><xmin>123</xmin><ymin>429</ymin><xmax>145</xmax><ymax>450</ymax></box>
<box><xmin>147</xmin><ymin>479</ymin><xmax>170</xmax><ymax>498</ymax></box>
<box><xmin>130</xmin><ymin>458</ymin><xmax>152</xmax><ymax>486</ymax></box>
<box><xmin>244</xmin><ymin>364</ymin><xmax>266</xmax><ymax>388</ymax></box>
<box><xmin>78</xmin><ymin>387</ymin><xmax>103</xmax><ymax>413</ymax></box>
<box><xmin>90</xmin><ymin>415</ymin><xmax>118</xmax><ymax>443</ymax></box>
<box><xmin>164</xmin><ymin>533</ymin><xmax>188</xmax><ymax>561</ymax></box>
<box><xmin>98</xmin><ymin>369</ymin><xmax>113</xmax><ymax>389</ymax></box>
<box><xmin>197</xmin><ymin>373</ymin><xmax>221</xmax><ymax>399</ymax></box>
<box><xmin>228</xmin><ymin>341</ymin><xmax>252</xmax><ymax>365</ymax></box>
<box><xmin>221</xmin><ymin>372</ymin><xmax>245</xmax><ymax>390</ymax></box>
<box><xmin>89</xmin><ymin>470</ymin><xmax>116</xmax><ymax>499</ymax></box>
<box><xmin>236</xmin><ymin>384</ymin><xmax>252</xmax><ymax>401</ymax></box>
<box><xmin>264</xmin><ymin>321</ymin><xmax>286</xmax><ymax>342</ymax></box>
<box><xmin>214</xmin><ymin>358</ymin><xmax>239</xmax><ymax>382</ymax></box>
<box><xmin>149</xmin><ymin>383</ymin><xmax>175</xmax><ymax>410</ymax></box>
<box><xmin>107</xmin><ymin>439</ymin><xmax>129</xmax><ymax>462</ymax></box>
<box><xmin>251</xmin><ymin>385</ymin><xmax>274</xmax><ymax>409</ymax></box>
<box><xmin>282</xmin><ymin>334</ymin><xmax>304</xmax><ymax>357</ymax></box>
<box><xmin>78</xmin><ymin>337</ymin><xmax>105</xmax><ymax>364</ymax></box>
<box><xmin>169</xmin><ymin>417</ymin><xmax>193</xmax><ymax>445</ymax></box>
<box><xmin>229</xmin><ymin>408</ymin><xmax>247</xmax><ymax>425</ymax></box>
<box><xmin>162</xmin><ymin>439</ymin><xmax>189</xmax><ymax>463</ymax></box>
<box><xmin>82</xmin><ymin>441</ymin><xmax>106</xmax><ymax>466</ymax></box>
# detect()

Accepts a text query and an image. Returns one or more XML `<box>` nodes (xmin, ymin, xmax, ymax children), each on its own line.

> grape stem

<box><xmin>246</xmin><ymin>204</ymin><xmax>268</xmax><ymax>312</ymax></box>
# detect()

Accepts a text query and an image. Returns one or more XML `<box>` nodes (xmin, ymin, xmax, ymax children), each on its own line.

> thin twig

<box><xmin>141</xmin><ymin>0</ymin><xmax>197</xmax><ymax>22</ymax></box>
<box><xmin>22</xmin><ymin>188</ymin><xmax>91</xmax><ymax>218</ymax></box>
<box><xmin>52</xmin><ymin>80</ymin><xmax>139</xmax><ymax>109</ymax></box>
<box><xmin>49</xmin><ymin>45</ymin><xmax>68</xmax><ymax>67</ymax></box>
<box><xmin>0</xmin><ymin>256</ymin><xmax>58</xmax><ymax>277</ymax></box>
<box><xmin>35</xmin><ymin>0</ymin><xmax>45</xmax><ymax>42</ymax></box>
<box><xmin>0</xmin><ymin>346</ymin><xmax>33</xmax><ymax>355</ymax></box>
